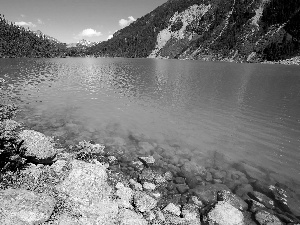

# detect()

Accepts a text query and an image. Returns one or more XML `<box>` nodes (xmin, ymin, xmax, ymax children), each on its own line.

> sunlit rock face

<box><xmin>149</xmin><ymin>0</ymin><xmax>300</xmax><ymax>62</ymax></box>
<box><xmin>92</xmin><ymin>0</ymin><xmax>300</xmax><ymax>62</ymax></box>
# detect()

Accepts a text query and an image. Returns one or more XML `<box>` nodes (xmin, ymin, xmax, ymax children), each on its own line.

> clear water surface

<box><xmin>0</xmin><ymin>57</ymin><xmax>299</xmax><ymax>194</ymax></box>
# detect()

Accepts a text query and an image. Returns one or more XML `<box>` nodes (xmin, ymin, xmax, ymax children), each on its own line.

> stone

<box><xmin>249</xmin><ymin>200</ymin><xmax>266</xmax><ymax>213</ymax></box>
<box><xmin>139</xmin><ymin>168</ymin><xmax>156</xmax><ymax>182</ymax></box>
<box><xmin>164</xmin><ymin>171</ymin><xmax>174</xmax><ymax>181</ymax></box>
<box><xmin>240</xmin><ymin>162</ymin><xmax>267</xmax><ymax>181</ymax></box>
<box><xmin>176</xmin><ymin>184</ymin><xmax>189</xmax><ymax>194</ymax></box>
<box><xmin>269</xmin><ymin>184</ymin><xmax>300</xmax><ymax>216</ymax></box>
<box><xmin>217</xmin><ymin>190</ymin><xmax>248</xmax><ymax>211</ymax></box>
<box><xmin>252</xmin><ymin>191</ymin><xmax>275</xmax><ymax>209</ymax></box>
<box><xmin>213</xmin><ymin>170</ymin><xmax>227</xmax><ymax>180</ymax></box>
<box><xmin>243</xmin><ymin>211</ymin><xmax>258</xmax><ymax>225</ymax></box>
<box><xmin>181</xmin><ymin>161</ymin><xmax>206</xmax><ymax>176</ymax></box>
<box><xmin>119</xmin><ymin>208</ymin><xmax>148</xmax><ymax>225</ymax></box>
<box><xmin>190</xmin><ymin>196</ymin><xmax>203</xmax><ymax>207</ymax></box>
<box><xmin>56</xmin><ymin>160</ymin><xmax>119</xmax><ymax>224</ymax></box>
<box><xmin>234</xmin><ymin>184</ymin><xmax>253</xmax><ymax>199</ymax></box>
<box><xmin>205</xmin><ymin>172</ymin><xmax>213</xmax><ymax>182</ymax></box>
<box><xmin>138</xmin><ymin>155</ymin><xmax>155</xmax><ymax>164</ymax></box>
<box><xmin>204</xmin><ymin>201</ymin><xmax>244</xmax><ymax>225</ymax></box>
<box><xmin>18</xmin><ymin>129</ymin><xmax>60</xmax><ymax>160</ymax></box>
<box><xmin>51</xmin><ymin>159</ymin><xmax>68</xmax><ymax>175</ymax></box>
<box><xmin>143</xmin><ymin>182</ymin><xmax>156</xmax><ymax>191</ymax></box>
<box><xmin>115</xmin><ymin>182</ymin><xmax>134</xmax><ymax>209</ymax></box>
<box><xmin>174</xmin><ymin>176</ymin><xmax>185</xmax><ymax>184</ymax></box>
<box><xmin>182</xmin><ymin>204</ymin><xmax>201</xmax><ymax>224</ymax></box>
<box><xmin>163</xmin><ymin>203</ymin><xmax>181</xmax><ymax>216</ymax></box>
<box><xmin>0</xmin><ymin>188</ymin><xmax>55</xmax><ymax>225</ymax></box>
<box><xmin>138</xmin><ymin>142</ymin><xmax>154</xmax><ymax>154</ymax></box>
<box><xmin>192</xmin><ymin>184</ymin><xmax>230</xmax><ymax>205</ymax></box>
<box><xmin>134</xmin><ymin>191</ymin><xmax>157</xmax><ymax>212</ymax></box>
<box><xmin>129</xmin><ymin>179</ymin><xmax>143</xmax><ymax>191</ymax></box>
<box><xmin>255</xmin><ymin>210</ymin><xmax>283</xmax><ymax>225</ymax></box>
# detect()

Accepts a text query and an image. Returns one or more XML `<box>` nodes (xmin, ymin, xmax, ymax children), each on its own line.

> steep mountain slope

<box><xmin>0</xmin><ymin>15</ymin><xmax>65</xmax><ymax>58</ymax></box>
<box><xmin>89</xmin><ymin>0</ymin><xmax>300</xmax><ymax>62</ymax></box>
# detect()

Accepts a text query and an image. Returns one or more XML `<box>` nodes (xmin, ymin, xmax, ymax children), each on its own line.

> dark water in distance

<box><xmin>1</xmin><ymin>58</ymin><xmax>300</xmax><ymax>192</ymax></box>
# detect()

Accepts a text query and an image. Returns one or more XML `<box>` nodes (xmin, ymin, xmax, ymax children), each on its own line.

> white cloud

<box><xmin>78</xmin><ymin>28</ymin><xmax>102</xmax><ymax>37</ymax></box>
<box><xmin>37</xmin><ymin>19</ymin><xmax>44</xmax><ymax>25</ymax></box>
<box><xmin>107</xmin><ymin>34</ymin><xmax>113</xmax><ymax>40</ymax></box>
<box><xmin>119</xmin><ymin>16</ymin><xmax>136</xmax><ymax>28</ymax></box>
<box><xmin>15</xmin><ymin>21</ymin><xmax>36</xmax><ymax>27</ymax></box>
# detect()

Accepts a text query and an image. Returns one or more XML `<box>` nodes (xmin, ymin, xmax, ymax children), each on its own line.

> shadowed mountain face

<box><xmin>88</xmin><ymin>0</ymin><xmax>300</xmax><ymax>62</ymax></box>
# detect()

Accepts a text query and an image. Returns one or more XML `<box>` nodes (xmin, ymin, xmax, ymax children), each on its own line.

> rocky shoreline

<box><xmin>1</xmin><ymin>104</ymin><xmax>300</xmax><ymax>225</ymax></box>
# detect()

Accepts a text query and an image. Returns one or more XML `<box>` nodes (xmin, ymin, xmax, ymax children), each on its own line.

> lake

<box><xmin>1</xmin><ymin>57</ymin><xmax>300</xmax><ymax>195</ymax></box>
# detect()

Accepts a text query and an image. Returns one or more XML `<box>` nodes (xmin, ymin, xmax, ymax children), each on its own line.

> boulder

<box><xmin>255</xmin><ymin>210</ymin><xmax>283</xmax><ymax>225</ymax></box>
<box><xmin>18</xmin><ymin>129</ymin><xmax>60</xmax><ymax>160</ymax></box>
<box><xmin>217</xmin><ymin>190</ymin><xmax>248</xmax><ymax>211</ymax></box>
<box><xmin>0</xmin><ymin>188</ymin><xmax>55</xmax><ymax>225</ymax></box>
<box><xmin>192</xmin><ymin>184</ymin><xmax>230</xmax><ymax>205</ymax></box>
<box><xmin>251</xmin><ymin>191</ymin><xmax>275</xmax><ymax>209</ymax></box>
<box><xmin>203</xmin><ymin>201</ymin><xmax>244</xmax><ymax>225</ymax></box>
<box><xmin>269</xmin><ymin>184</ymin><xmax>300</xmax><ymax>216</ymax></box>
<box><xmin>56</xmin><ymin>160</ymin><xmax>119</xmax><ymax>224</ymax></box>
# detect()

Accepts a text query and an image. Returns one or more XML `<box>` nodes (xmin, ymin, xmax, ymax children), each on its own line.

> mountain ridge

<box><xmin>88</xmin><ymin>0</ymin><xmax>300</xmax><ymax>63</ymax></box>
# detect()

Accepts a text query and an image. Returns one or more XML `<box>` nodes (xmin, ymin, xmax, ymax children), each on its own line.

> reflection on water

<box><xmin>0</xmin><ymin>58</ymin><xmax>300</xmax><ymax>193</ymax></box>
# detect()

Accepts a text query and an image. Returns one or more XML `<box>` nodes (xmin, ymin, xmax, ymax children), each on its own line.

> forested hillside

<box><xmin>88</xmin><ymin>0</ymin><xmax>300</xmax><ymax>62</ymax></box>
<box><xmin>0</xmin><ymin>14</ymin><xmax>66</xmax><ymax>58</ymax></box>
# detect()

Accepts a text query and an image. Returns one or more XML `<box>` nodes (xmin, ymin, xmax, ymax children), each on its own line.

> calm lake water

<box><xmin>1</xmin><ymin>58</ymin><xmax>300</xmax><ymax>193</ymax></box>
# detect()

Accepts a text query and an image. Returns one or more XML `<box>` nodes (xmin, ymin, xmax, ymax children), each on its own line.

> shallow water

<box><xmin>0</xmin><ymin>57</ymin><xmax>300</xmax><ymax>193</ymax></box>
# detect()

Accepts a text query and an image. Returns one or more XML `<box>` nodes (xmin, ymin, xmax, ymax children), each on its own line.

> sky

<box><xmin>1</xmin><ymin>0</ymin><xmax>167</xmax><ymax>43</ymax></box>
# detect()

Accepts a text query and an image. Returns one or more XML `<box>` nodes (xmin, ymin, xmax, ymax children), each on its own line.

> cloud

<box><xmin>78</xmin><ymin>28</ymin><xmax>102</xmax><ymax>37</ymax></box>
<box><xmin>37</xmin><ymin>19</ymin><xmax>44</xmax><ymax>25</ymax></box>
<box><xmin>119</xmin><ymin>16</ymin><xmax>136</xmax><ymax>28</ymax></box>
<box><xmin>15</xmin><ymin>21</ymin><xmax>36</xmax><ymax>27</ymax></box>
<box><xmin>107</xmin><ymin>34</ymin><xmax>113</xmax><ymax>40</ymax></box>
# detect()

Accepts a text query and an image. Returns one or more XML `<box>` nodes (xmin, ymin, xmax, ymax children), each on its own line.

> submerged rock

<box><xmin>255</xmin><ymin>210</ymin><xmax>283</xmax><ymax>225</ymax></box>
<box><xmin>217</xmin><ymin>190</ymin><xmax>248</xmax><ymax>211</ymax></box>
<box><xmin>0</xmin><ymin>188</ymin><xmax>55</xmax><ymax>225</ymax></box>
<box><xmin>192</xmin><ymin>184</ymin><xmax>230</xmax><ymax>205</ymax></box>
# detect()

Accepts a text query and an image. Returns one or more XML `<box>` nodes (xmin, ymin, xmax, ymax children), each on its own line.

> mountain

<box><xmin>67</xmin><ymin>39</ymin><xmax>100</xmax><ymax>48</ymax></box>
<box><xmin>33</xmin><ymin>30</ymin><xmax>62</xmax><ymax>44</ymax></box>
<box><xmin>88</xmin><ymin>0</ymin><xmax>300</xmax><ymax>63</ymax></box>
